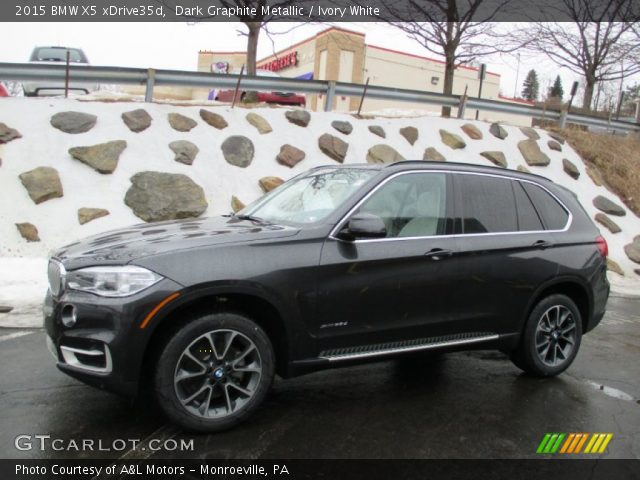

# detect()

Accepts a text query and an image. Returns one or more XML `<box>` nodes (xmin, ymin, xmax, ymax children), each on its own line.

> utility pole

<box><xmin>513</xmin><ymin>53</ymin><xmax>521</xmax><ymax>98</ymax></box>
<box><xmin>476</xmin><ymin>64</ymin><xmax>486</xmax><ymax>120</ymax></box>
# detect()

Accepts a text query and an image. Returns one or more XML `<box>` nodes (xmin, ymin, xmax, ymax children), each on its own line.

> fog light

<box><xmin>61</xmin><ymin>304</ymin><xmax>77</xmax><ymax>328</ymax></box>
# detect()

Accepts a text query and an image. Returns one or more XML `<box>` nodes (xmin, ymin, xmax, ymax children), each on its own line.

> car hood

<box><xmin>54</xmin><ymin>216</ymin><xmax>300</xmax><ymax>270</ymax></box>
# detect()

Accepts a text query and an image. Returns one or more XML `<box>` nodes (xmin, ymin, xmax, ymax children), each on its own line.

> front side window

<box><xmin>356</xmin><ymin>172</ymin><xmax>448</xmax><ymax>238</ymax></box>
<box><xmin>239</xmin><ymin>168</ymin><xmax>376</xmax><ymax>225</ymax></box>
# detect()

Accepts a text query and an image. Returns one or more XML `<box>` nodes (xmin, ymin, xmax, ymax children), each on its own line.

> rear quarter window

<box><xmin>521</xmin><ymin>182</ymin><xmax>569</xmax><ymax>230</ymax></box>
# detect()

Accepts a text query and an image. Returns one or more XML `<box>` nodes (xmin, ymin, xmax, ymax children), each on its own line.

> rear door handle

<box><xmin>424</xmin><ymin>248</ymin><xmax>453</xmax><ymax>260</ymax></box>
<box><xmin>533</xmin><ymin>240</ymin><xmax>553</xmax><ymax>249</ymax></box>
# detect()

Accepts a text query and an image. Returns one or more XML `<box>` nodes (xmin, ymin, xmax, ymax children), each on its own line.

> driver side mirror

<box><xmin>337</xmin><ymin>213</ymin><xmax>387</xmax><ymax>241</ymax></box>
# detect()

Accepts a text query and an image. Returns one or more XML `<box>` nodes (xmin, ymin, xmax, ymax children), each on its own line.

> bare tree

<box><xmin>164</xmin><ymin>0</ymin><xmax>305</xmax><ymax>76</ymax></box>
<box><xmin>381</xmin><ymin>0</ymin><xmax>514</xmax><ymax>116</ymax></box>
<box><xmin>514</xmin><ymin>0</ymin><xmax>640</xmax><ymax>110</ymax></box>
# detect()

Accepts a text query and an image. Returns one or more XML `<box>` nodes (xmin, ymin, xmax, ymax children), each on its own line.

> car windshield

<box><xmin>238</xmin><ymin>168</ymin><xmax>376</xmax><ymax>224</ymax></box>
<box><xmin>31</xmin><ymin>48</ymin><xmax>87</xmax><ymax>63</ymax></box>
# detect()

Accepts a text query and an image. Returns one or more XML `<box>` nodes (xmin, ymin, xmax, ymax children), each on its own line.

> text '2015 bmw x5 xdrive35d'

<box><xmin>44</xmin><ymin>161</ymin><xmax>610</xmax><ymax>431</ymax></box>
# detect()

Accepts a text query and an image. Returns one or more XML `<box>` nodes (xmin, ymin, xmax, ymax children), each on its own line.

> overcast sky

<box><xmin>0</xmin><ymin>22</ymin><xmax>629</xmax><ymax>102</ymax></box>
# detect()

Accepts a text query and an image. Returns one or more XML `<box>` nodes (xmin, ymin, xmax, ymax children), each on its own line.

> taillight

<box><xmin>596</xmin><ymin>235</ymin><xmax>608</xmax><ymax>258</ymax></box>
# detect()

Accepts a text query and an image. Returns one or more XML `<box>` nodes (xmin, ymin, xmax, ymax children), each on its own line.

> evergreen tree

<box><xmin>549</xmin><ymin>75</ymin><xmax>564</xmax><ymax>100</ymax></box>
<box><xmin>521</xmin><ymin>69</ymin><xmax>540</xmax><ymax>101</ymax></box>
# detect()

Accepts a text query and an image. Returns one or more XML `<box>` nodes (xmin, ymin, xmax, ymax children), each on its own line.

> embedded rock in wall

<box><xmin>400</xmin><ymin>126</ymin><xmax>418</xmax><ymax>145</ymax></box>
<box><xmin>480</xmin><ymin>151</ymin><xmax>507</xmax><ymax>168</ymax></box>
<box><xmin>367</xmin><ymin>144</ymin><xmax>404</xmax><ymax>164</ymax></box>
<box><xmin>520</xmin><ymin>127</ymin><xmax>540</xmax><ymax>140</ymax></box>
<box><xmin>259</xmin><ymin>176</ymin><xmax>284</xmax><ymax>193</ymax></box>
<box><xmin>607</xmin><ymin>258</ymin><xmax>624</xmax><ymax>276</ymax></box>
<box><xmin>168</xmin><ymin>112</ymin><xmax>197</xmax><ymax>132</ymax></box>
<box><xmin>624</xmin><ymin>236</ymin><xmax>640</xmax><ymax>264</ymax></box>
<box><xmin>68</xmin><ymin>140</ymin><xmax>127</xmax><ymax>174</ymax></box>
<box><xmin>518</xmin><ymin>139</ymin><xmax>550</xmax><ymax>166</ymax></box>
<box><xmin>246</xmin><ymin>113</ymin><xmax>272</xmax><ymax>134</ymax></box>
<box><xmin>461</xmin><ymin>123</ymin><xmax>483</xmax><ymax>140</ymax></box>
<box><xmin>276</xmin><ymin>144</ymin><xmax>305</xmax><ymax>168</ymax></box>
<box><xmin>231</xmin><ymin>196</ymin><xmax>245</xmax><ymax>213</ymax></box>
<box><xmin>15</xmin><ymin>222</ymin><xmax>39</xmax><ymax>242</ymax></box>
<box><xmin>548</xmin><ymin>140</ymin><xmax>562</xmax><ymax>152</ymax></box>
<box><xmin>423</xmin><ymin>147</ymin><xmax>446</xmax><ymax>162</ymax></box>
<box><xmin>285</xmin><ymin>110</ymin><xmax>310</xmax><ymax>127</ymax></box>
<box><xmin>594</xmin><ymin>213</ymin><xmax>621</xmax><ymax>234</ymax></box>
<box><xmin>368</xmin><ymin>125</ymin><xmax>386</xmax><ymax>138</ymax></box>
<box><xmin>169</xmin><ymin>140</ymin><xmax>199</xmax><ymax>165</ymax></box>
<box><xmin>19</xmin><ymin>166</ymin><xmax>63</xmax><ymax>204</ymax></box>
<box><xmin>332</xmin><ymin>120</ymin><xmax>353</xmax><ymax>135</ymax></box>
<box><xmin>318</xmin><ymin>133</ymin><xmax>348</xmax><ymax>163</ymax></box>
<box><xmin>517</xmin><ymin>165</ymin><xmax>531</xmax><ymax>173</ymax></box>
<box><xmin>50</xmin><ymin>111</ymin><xmax>97</xmax><ymax>134</ymax></box>
<box><xmin>439</xmin><ymin>130</ymin><xmax>466</xmax><ymax>149</ymax></box>
<box><xmin>221</xmin><ymin>136</ymin><xmax>254</xmax><ymax>168</ymax></box>
<box><xmin>593</xmin><ymin>195</ymin><xmax>626</xmax><ymax>216</ymax></box>
<box><xmin>78</xmin><ymin>208</ymin><xmax>110</xmax><ymax>225</ymax></box>
<box><xmin>200</xmin><ymin>109</ymin><xmax>228</xmax><ymax>130</ymax></box>
<box><xmin>124</xmin><ymin>171</ymin><xmax>208</xmax><ymax>222</ymax></box>
<box><xmin>0</xmin><ymin>122</ymin><xmax>22</xmax><ymax>143</ymax></box>
<box><xmin>121</xmin><ymin>109</ymin><xmax>152</xmax><ymax>132</ymax></box>
<box><xmin>562</xmin><ymin>159</ymin><xmax>580</xmax><ymax>179</ymax></box>
<box><xmin>548</xmin><ymin>132</ymin><xmax>565</xmax><ymax>145</ymax></box>
<box><xmin>489</xmin><ymin>123</ymin><xmax>508</xmax><ymax>140</ymax></box>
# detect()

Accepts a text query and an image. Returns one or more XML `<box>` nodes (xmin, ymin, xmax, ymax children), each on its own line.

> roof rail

<box><xmin>387</xmin><ymin>160</ymin><xmax>551</xmax><ymax>181</ymax></box>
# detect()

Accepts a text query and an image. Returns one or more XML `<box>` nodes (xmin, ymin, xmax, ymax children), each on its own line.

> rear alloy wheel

<box><xmin>511</xmin><ymin>294</ymin><xmax>582</xmax><ymax>376</ymax></box>
<box><xmin>155</xmin><ymin>313</ymin><xmax>274</xmax><ymax>432</ymax></box>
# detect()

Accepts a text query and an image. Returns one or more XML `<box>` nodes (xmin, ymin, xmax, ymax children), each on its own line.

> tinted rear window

<box><xmin>514</xmin><ymin>182</ymin><xmax>544</xmax><ymax>231</ymax></box>
<box><xmin>458</xmin><ymin>175</ymin><xmax>517</xmax><ymax>234</ymax></box>
<box><xmin>31</xmin><ymin>48</ymin><xmax>87</xmax><ymax>63</ymax></box>
<box><xmin>521</xmin><ymin>182</ymin><xmax>569</xmax><ymax>230</ymax></box>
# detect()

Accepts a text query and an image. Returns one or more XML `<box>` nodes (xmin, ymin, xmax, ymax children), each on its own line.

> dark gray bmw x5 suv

<box><xmin>44</xmin><ymin>161</ymin><xmax>610</xmax><ymax>431</ymax></box>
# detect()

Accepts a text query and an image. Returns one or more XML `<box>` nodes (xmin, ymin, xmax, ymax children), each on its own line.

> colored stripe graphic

<box><xmin>537</xmin><ymin>433</ymin><xmax>612</xmax><ymax>454</ymax></box>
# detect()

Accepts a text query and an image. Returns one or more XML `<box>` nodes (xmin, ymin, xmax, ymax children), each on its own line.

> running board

<box><xmin>319</xmin><ymin>332</ymin><xmax>499</xmax><ymax>362</ymax></box>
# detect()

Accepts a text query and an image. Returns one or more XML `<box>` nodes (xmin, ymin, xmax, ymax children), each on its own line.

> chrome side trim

<box><xmin>319</xmin><ymin>334</ymin><xmax>500</xmax><ymax>362</ymax></box>
<box><xmin>60</xmin><ymin>344</ymin><xmax>113</xmax><ymax>374</ymax></box>
<box><xmin>328</xmin><ymin>170</ymin><xmax>573</xmax><ymax>244</ymax></box>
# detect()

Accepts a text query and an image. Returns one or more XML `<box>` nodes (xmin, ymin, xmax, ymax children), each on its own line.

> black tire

<box><xmin>511</xmin><ymin>294</ymin><xmax>583</xmax><ymax>377</ymax></box>
<box><xmin>154</xmin><ymin>312</ymin><xmax>275</xmax><ymax>432</ymax></box>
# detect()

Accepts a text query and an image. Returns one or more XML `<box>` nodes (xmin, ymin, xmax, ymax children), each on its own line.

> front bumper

<box><xmin>44</xmin><ymin>277</ymin><xmax>183</xmax><ymax>397</ymax></box>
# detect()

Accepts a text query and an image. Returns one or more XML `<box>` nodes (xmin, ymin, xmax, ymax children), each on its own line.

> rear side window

<box><xmin>513</xmin><ymin>182</ymin><xmax>544</xmax><ymax>231</ymax></box>
<box><xmin>457</xmin><ymin>175</ymin><xmax>517</xmax><ymax>234</ymax></box>
<box><xmin>521</xmin><ymin>182</ymin><xmax>569</xmax><ymax>230</ymax></box>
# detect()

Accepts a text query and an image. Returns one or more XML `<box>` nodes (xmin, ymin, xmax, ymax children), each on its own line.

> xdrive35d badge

<box><xmin>44</xmin><ymin>161</ymin><xmax>610</xmax><ymax>431</ymax></box>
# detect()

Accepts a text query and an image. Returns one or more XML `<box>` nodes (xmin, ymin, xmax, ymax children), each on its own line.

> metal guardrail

<box><xmin>1</xmin><ymin>62</ymin><xmax>638</xmax><ymax>134</ymax></box>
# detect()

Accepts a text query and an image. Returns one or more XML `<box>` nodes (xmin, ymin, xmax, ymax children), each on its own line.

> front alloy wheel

<box><xmin>174</xmin><ymin>329</ymin><xmax>262</xmax><ymax>419</ymax></box>
<box><xmin>155</xmin><ymin>312</ymin><xmax>275</xmax><ymax>432</ymax></box>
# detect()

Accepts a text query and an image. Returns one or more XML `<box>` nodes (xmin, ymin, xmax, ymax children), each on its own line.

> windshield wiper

<box><xmin>228</xmin><ymin>212</ymin><xmax>272</xmax><ymax>224</ymax></box>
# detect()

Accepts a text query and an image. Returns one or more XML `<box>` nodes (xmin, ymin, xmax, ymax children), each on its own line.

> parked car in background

<box><xmin>214</xmin><ymin>69</ymin><xmax>306</xmax><ymax>106</ymax></box>
<box><xmin>23</xmin><ymin>46</ymin><xmax>99</xmax><ymax>97</ymax></box>
<box><xmin>44</xmin><ymin>162</ymin><xmax>609</xmax><ymax>432</ymax></box>
<box><xmin>0</xmin><ymin>83</ymin><xmax>9</xmax><ymax>97</ymax></box>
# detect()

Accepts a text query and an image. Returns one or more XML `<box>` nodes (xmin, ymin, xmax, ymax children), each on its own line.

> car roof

<box><xmin>313</xmin><ymin>161</ymin><xmax>551</xmax><ymax>182</ymax></box>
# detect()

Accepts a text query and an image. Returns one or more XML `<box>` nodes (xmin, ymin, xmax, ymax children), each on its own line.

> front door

<box><xmin>316</xmin><ymin>171</ymin><xmax>462</xmax><ymax>351</ymax></box>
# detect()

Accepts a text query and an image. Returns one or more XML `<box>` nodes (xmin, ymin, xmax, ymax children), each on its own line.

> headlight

<box><xmin>66</xmin><ymin>266</ymin><xmax>163</xmax><ymax>297</ymax></box>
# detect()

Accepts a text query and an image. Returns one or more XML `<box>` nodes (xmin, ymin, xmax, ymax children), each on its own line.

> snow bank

<box><xmin>0</xmin><ymin>97</ymin><xmax>638</xmax><ymax>326</ymax></box>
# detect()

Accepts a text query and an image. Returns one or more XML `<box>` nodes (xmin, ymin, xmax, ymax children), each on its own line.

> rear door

<box><xmin>452</xmin><ymin>174</ymin><xmax>564</xmax><ymax>335</ymax></box>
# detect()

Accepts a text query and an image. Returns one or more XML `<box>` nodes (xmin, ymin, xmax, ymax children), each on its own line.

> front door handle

<box><xmin>533</xmin><ymin>240</ymin><xmax>553</xmax><ymax>249</ymax></box>
<box><xmin>424</xmin><ymin>248</ymin><xmax>453</xmax><ymax>260</ymax></box>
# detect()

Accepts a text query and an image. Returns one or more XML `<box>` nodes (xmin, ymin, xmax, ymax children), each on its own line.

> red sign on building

<box><xmin>260</xmin><ymin>51</ymin><xmax>298</xmax><ymax>72</ymax></box>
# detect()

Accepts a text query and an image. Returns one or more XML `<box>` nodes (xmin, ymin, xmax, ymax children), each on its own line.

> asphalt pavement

<box><xmin>1</xmin><ymin>297</ymin><xmax>639</xmax><ymax>460</ymax></box>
